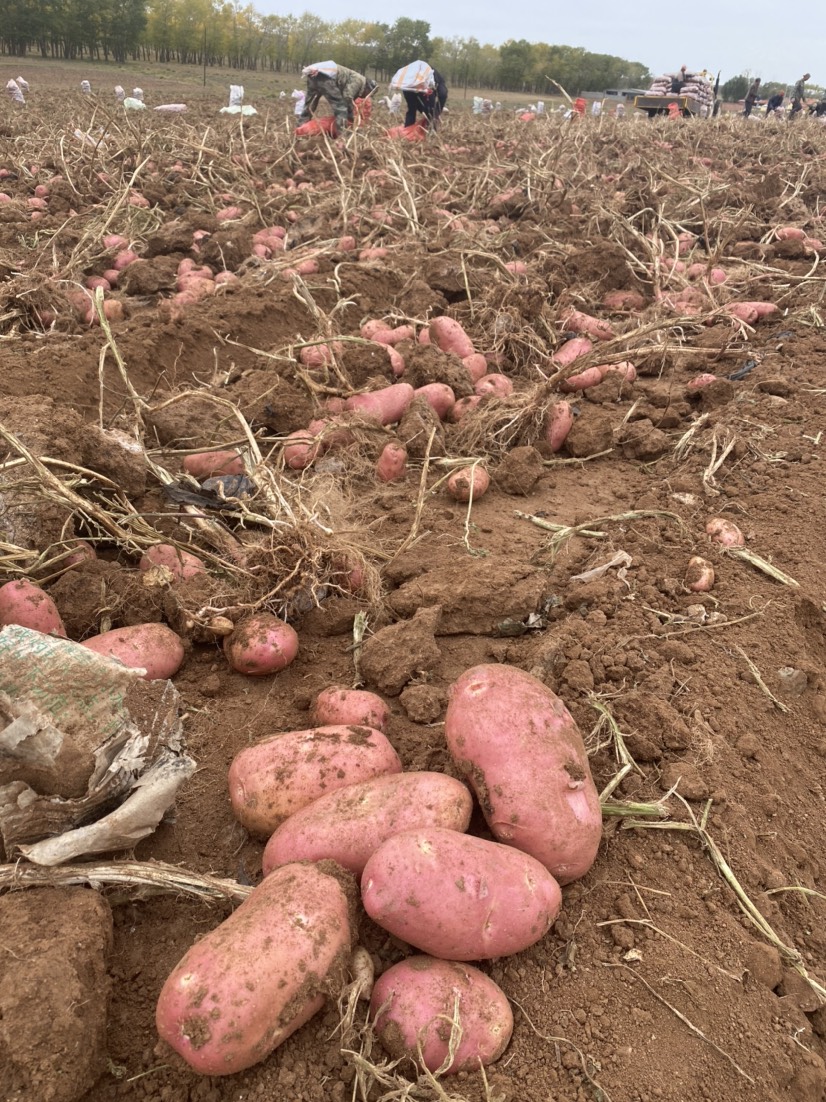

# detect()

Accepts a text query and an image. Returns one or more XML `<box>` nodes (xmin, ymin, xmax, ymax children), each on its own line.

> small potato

<box><xmin>559</xmin><ymin>365</ymin><xmax>603</xmax><ymax>392</ymax></box>
<box><xmin>283</xmin><ymin>428</ymin><xmax>323</xmax><ymax>470</ymax></box>
<box><xmin>705</xmin><ymin>517</ymin><xmax>745</xmax><ymax>548</ymax></box>
<box><xmin>447</xmin><ymin>465</ymin><xmax>490</xmax><ymax>502</ymax></box>
<box><xmin>562</xmin><ymin>309</ymin><xmax>614</xmax><ymax>341</ymax></box>
<box><xmin>139</xmin><ymin>544</ymin><xmax>205</xmax><ymax>582</ymax></box>
<box><xmin>602</xmin><ymin>289</ymin><xmax>644</xmax><ymax>311</ymax></box>
<box><xmin>311</xmin><ymin>687</ymin><xmax>390</xmax><ymax>731</ymax></box>
<box><xmin>224</xmin><ymin>614</ymin><xmax>298</xmax><ymax>676</ymax></box>
<box><xmin>551</xmin><ymin>337</ymin><xmax>592</xmax><ymax>367</ymax></box>
<box><xmin>685</xmin><ymin>556</ymin><xmax>715</xmax><ymax>592</ymax></box>
<box><xmin>448</xmin><ymin>396</ymin><xmax>482</xmax><ymax>423</ymax></box>
<box><xmin>361</xmin><ymin>828</ymin><xmax>561</xmax><ymax>960</ymax></box>
<box><xmin>376</xmin><ymin>442</ymin><xmax>407</xmax><ymax>482</ymax></box>
<box><xmin>687</xmin><ymin>373</ymin><xmax>718</xmax><ymax>392</ymax></box>
<box><xmin>262</xmin><ymin>771</ymin><xmax>473</xmax><ymax>876</ymax></box>
<box><xmin>81</xmin><ymin>623</ymin><xmax>184</xmax><ymax>679</ymax></box>
<box><xmin>183</xmin><ymin>450</ymin><xmax>243</xmax><ymax>479</ymax></box>
<box><xmin>371</xmin><ymin>956</ymin><xmax>513</xmax><ymax>1074</ymax></box>
<box><xmin>445</xmin><ymin>664</ymin><xmax>602</xmax><ymax>884</ymax></box>
<box><xmin>545</xmin><ymin>400</ymin><xmax>573</xmax><ymax>452</ymax></box>
<box><xmin>229</xmin><ymin>725</ymin><xmax>402</xmax><ymax>836</ymax></box>
<box><xmin>156</xmin><ymin>862</ymin><xmax>354</xmax><ymax>1075</ymax></box>
<box><xmin>462</xmin><ymin>353</ymin><xmax>488</xmax><ymax>382</ymax></box>
<box><xmin>0</xmin><ymin>579</ymin><xmax>66</xmax><ymax>637</ymax></box>
<box><xmin>414</xmin><ymin>383</ymin><xmax>455</xmax><ymax>420</ymax></box>
<box><xmin>474</xmin><ymin>373</ymin><xmax>513</xmax><ymax>398</ymax></box>
<box><xmin>429</xmin><ymin>316</ymin><xmax>474</xmax><ymax>359</ymax></box>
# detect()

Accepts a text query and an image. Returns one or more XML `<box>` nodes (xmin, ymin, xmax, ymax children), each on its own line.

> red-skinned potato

<box><xmin>545</xmin><ymin>400</ymin><xmax>573</xmax><ymax>452</ymax></box>
<box><xmin>0</xmin><ymin>579</ymin><xmax>67</xmax><ymax>637</ymax></box>
<box><xmin>602</xmin><ymin>289</ymin><xmax>644</xmax><ymax>311</ymax></box>
<box><xmin>474</xmin><ymin>373</ymin><xmax>513</xmax><ymax>398</ymax></box>
<box><xmin>344</xmin><ymin>383</ymin><xmax>414</xmax><ymax>426</ymax></box>
<box><xmin>371</xmin><ymin>956</ymin><xmax>513</xmax><ymax>1074</ymax></box>
<box><xmin>224</xmin><ymin>614</ymin><xmax>298</xmax><ymax>676</ymax></box>
<box><xmin>311</xmin><ymin>687</ymin><xmax>390</xmax><ymax>731</ymax></box>
<box><xmin>551</xmin><ymin>337</ymin><xmax>592</xmax><ymax>367</ymax></box>
<box><xmin>156</xmin><ymin>861</ymin><xmax>354</xmax><ymax>1076</ymax></box>
<box><xmin>462</xmin><ymin>353</ymin><xmax>488</xmax><ymax>382</ymax></box>
<box><xmin>706</xmin><ymin>517</ymin><xmax>745</xmax><ymax>547</ymax></box>
<box><xmin>447</xmin><ymin>465</ymin><xmax>490</xmax><ymax>502</ymax></box>
<box><xmin>559</xmin><ymin>365</ymin><xmax>603</xmax><ymax>392</ymax></box>
<box><xmin>361</xmin><ymin>827</ymin><xmax>562</xmax><ymax>960</ymax></box>
<box><xmin>445</xmin><ymin>664</ymin><xmax>602</xmax><ymax>883</ymax></box>
<box><xmin>376</xmin><ymin>442</ymin><xmax>407</xmax><ymax>482</ymax></box>
<box><xmin>429</xmin><ymin>316</ymin><xmax>474</xmax><ymax>359</ymax></box>
<box><xmin>414</xmin><ymin>383</ymin><xmax>455</xmax><ymax>420</ymax></box>
<box><xmin>685</xmin><ymin>556</ymin><xmax>715</xmax><ymax>592</ymax></box>
<box><xmin>448</xmin><ymin>395</ymin><xmax>482</xmax><ymax>423</ymax></box>
<box><xmin>228</xmin><ymin>725</ymin><xmax>402</xmax><ymax>836</ymax></box>
<box><xmin>561</xmin><ymin>309</ymin><xmax>614</xmax><ymax>341</ymax></box>
<box><xmin>263</xmin><ymin>771</ymin><xmax>473</xmax><ymax>876</ymax></box>
<box><xmin>687</xmin><ymin>373</ymin><xmax>718</xmax><ymax>392</ymax></box>
<box><xmin>283</xmin><ymin>428</ymin><xmax>323</xmax><ymax>470</ymax></box>
<box><xmin>81</xmin><ymin>623</ymin><xmax>184</xmax><ymax>679</ymax></box>
<box><xmin>183</xmin><ymin>450</ymin><xmax>243</xmax><ymax>479</ymax></box>
<box><xmin>139</xmin><ymin>544</ymin><xmax>205</xmax><ymax>582</ymax></box>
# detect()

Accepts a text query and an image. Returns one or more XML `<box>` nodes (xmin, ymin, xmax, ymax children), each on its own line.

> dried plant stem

<box><xmin>726</xmin><ymin>547</ymin><xmax>799</xmax><ymax>587</ymax></box>
<box><xmin>732</xmin><ymin>645</ymin><xmax>789</xmax><ymax>712</ymax></box>
<box><xmin>0</xmin><ymin>859</ymin><xmax>252</xmax><ymax>903</ymax></box>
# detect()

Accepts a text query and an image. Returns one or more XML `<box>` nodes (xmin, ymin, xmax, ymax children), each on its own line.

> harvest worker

<box><xmin>765</xmin><ymin>90</ymin><xmax>785</xmax><ymax>116</ymax></box>
<box><xmin>790</xmin><ymin>73</ymin><xmax>810</xmax><ymax>119</ymax></box>
<box><xmin>299</xmin><ymin>61</ymin><xmax>376</xmax><ymax>133</ymax></box>
<box><xmin>670</xmin><ymin>65</ymin><xmax>688</xmax><ymax>93</ymax></box>
<box><xmin>390</xmin><ymin>61</ymin><xmax>447</xmax><ymax>130</ymax></box>
<box><xmin>744</xmin><ymin>77</ymin><xmax>761</xmax><ymax>116</ymax></box>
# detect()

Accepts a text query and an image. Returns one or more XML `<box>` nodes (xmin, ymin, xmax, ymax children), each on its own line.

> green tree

<box><xmin>384</xmin><ymin>17</ymin><xmax>431</xmax><ymax>74</ymax></box>
<box><xmin>721</xmin><ymin>74</ymin><xmax>749</xmax><ymax>102</ymax></box>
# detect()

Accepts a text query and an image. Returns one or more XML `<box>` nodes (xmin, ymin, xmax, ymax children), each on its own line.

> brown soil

<box><xmin>1</xmin><ymin>82</ymin><xmax>826</xmax><ymax>1102</ymax></box>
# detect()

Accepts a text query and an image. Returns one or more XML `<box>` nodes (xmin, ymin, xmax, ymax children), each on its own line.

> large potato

<box><xmin>0</xmin><ymin>579</ymin><xmax>66</xmax><ymax>637</ymax></box>
<box><xmin>445</xmin><ymin>664</ymin><xmax>602</xmax><ymax>884</ymax></box>
<box><xmin>229</xmin><ymin>726</ymin><xmax>402</xmax><ymax>837</ymax></box>
<box><xmin>361</xmin><ymin>828</ymin><xmax>561</xmax><ymax>960</ymax></box>
<box><xmin>223</xmin><ymin>614</ymin><xmax>299</xmax><ymax>676</ymax></box>
<box><xmin>371</xmin><ymin>956</ymin><xmax>513</xmax><ymax>1074</ymax></box>
<box><xmin>156</xmin><ymin>862</ymin><xmax>354</xmax><ymax>1075</ymax></box>
<box><xmin>81</xmin><ymin>623</ymin><xmax>184</xmax><ymax>679</ymax></box>
<box><xmin>262</xmin><ymin>771</ymin><xmax>473</xmax><ymax>876</ymax></box>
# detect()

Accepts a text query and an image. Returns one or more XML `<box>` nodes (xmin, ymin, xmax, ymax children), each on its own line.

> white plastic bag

<box><xmin>302</xmin><ymin>60</ymin><xmax>337</xmax><ymax>78</ymax></box>
<box><xmin>389</xmin><ymin>61</ymin><xmax>434</xmax><ymax>93</ymax></box>
<box><xmin>154</xmin><ymin>103</ymin><xmax>187</xmax><ymax>113</ymax></box>
<box><xmin>16</xmin><ymin>76</ymin><xmax>29</xmax><ymax>92</ymax></box>
<box><xmin>229</xmin><ymin>84</ymin><xmax>244</xmax><ymax>107</ymax></box>
<box><xmin>80</xmin><ymin>80</ymin><xmax>92</xmax><ymax>94</ymax></box>
<box><xmin>132</xmin><ymin>87</ymin><xmax>144</xmax><ymax>102</ymax></box>
<box><xmin>6</xmin><ymin>80</ymin><xmax>24</xmax><ymax>105</ymax></box>
<box><xmin>114</xmin><ymin>85</ymin><xmax>125</xmax><ymax>102</ymax></box>
<box><xmin>292</xmin><ymin>90</ymin><xmax>306</xmax><ymax>116</ymax></box>
<box><xmin>123</xmin><ymin>97</ymin><xmax>146</xmax><ymax>111</ymax></box>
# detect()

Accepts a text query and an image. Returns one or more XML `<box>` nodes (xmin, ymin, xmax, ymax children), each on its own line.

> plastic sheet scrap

<box><xmin>0</xmin><ymin>625</ymin><xmax>195</xmax><ymax>867</ymax></box>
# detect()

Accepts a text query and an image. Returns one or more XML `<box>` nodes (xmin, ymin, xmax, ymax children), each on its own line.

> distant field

<box><xmin>0</xmin><ymin>56</ymin><xmax>557</xmax><ymax>112</ymax></box>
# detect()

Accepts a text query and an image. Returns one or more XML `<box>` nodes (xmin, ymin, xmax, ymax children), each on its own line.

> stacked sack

<box><xmin>647</xmin><ymin>72</ymin><xmax>714</xmax><ymax>109</ymax></box>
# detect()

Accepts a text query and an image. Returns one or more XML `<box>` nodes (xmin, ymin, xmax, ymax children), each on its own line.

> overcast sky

<box><xmin>258</xmin><ymin>0</ymin><xmax>821</xmax><ymax>87</ymax></box>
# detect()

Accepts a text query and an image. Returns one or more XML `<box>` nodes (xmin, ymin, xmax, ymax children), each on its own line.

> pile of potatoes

<box><xmin>155</xmin><ymin>666</ymin><xmax>603</xmax><ymax>1078</ymax></box>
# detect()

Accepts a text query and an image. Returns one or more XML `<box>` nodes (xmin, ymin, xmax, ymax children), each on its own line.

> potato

<box><xmin>371</xmin><ymin>956</ymin><xmax>513</xmax><ymax>1073</ymax></box>
<box><xmin>559</xmin><ymin>365</ymin><xmax>603</xmax><ymax>392</ymax></box>
<box><xmin>474</xmin><ymin>373</ymin><xmax>513</xmax><ymax>398</ymax></box>
<box><xmin>182</xmin><ymin>450</ymin><xmax>243</xmax><ymax>479</ymax></box>
<box><xmin>376</xmin><ymin>442</ymin><xmax>407</xmax><ymax>482</ymax></box>
<box><xmin>705</xmin><ymin>517</ymin><xmax>745</xmax><ymax>547</ymax></box>
<box><xmin>551</xmin><ymin>336</ymin><xmax>592</xmax><ymax>367</ymax></box>
<box><xmin>685</xmin><ymin>556</ymin><xmax>715</xmax><ymax>592</ymax></box>
<box><xmin>344</xmin><ymin>383</ymin><xmax>414</xmax><ymax>426</ymax></box>
<box><xmin>156</xmin><ymin>862</ymin><xmax>354</xmax><ymax>1075</ymax></box>
<box><xmin>447</xmin><ymin>465</ymin><xmax>490</xmax><ymax>502</ymax></box>
<box><xmin>262</xmin><ymin>771</ymin><xmax>473</xmax><ymax>876</ymax></box>
<box><xmin>139</xmin><ymin>544</ymin><xmax>205</xmax><ymax>582</ymax></box>
<box><xmin>545</xmin><ymin>400</ymin><xmax>573</xmax><ymax>452</ymax></box>
<box><xmin>224</xmin><ymin>614</ymin><xmax>298</xmax><ymax>676</ymax></box>
<box><xmin>229</xmin><ymin>725</ymin><xmax>402</xmax><ymax>837</ymax></box>
<box><xmin>445</xmin><ymin>664</ymin><xmax>602</xmax><ymax>884</ymax></box>
<box><xmin>311</xmin><ymin>687</ymin><xmax>390</xmax><ymax>731</ymax></box>
<box><xmin>0</xmin><ymin>579</ymin><xmax>67</xmax><ymax>637</ymax></box>
<box><xmin>81</xmin><ymin>623</ymin><xmax>184</xmax><ymax>679</ymax></box>
<box><xmin>462</xmin><ymin>353</ymin><xmax>488</xmax><ymax>382</ymax></box>
<box><xmin>562</xmin><ymin>309</ymin><xmax>614</xmax><ymax>341</ymax></box>
<box><xmin>415</xmin><ymin>383</ymin><xmax>455</xmax><ymax>420</ymax></box>
<box><xmin>429</xmin><ymin>316</ymin><xmax>474</xmax><ymax>359</ymax></box>
<box><xmin>361</xmin><ymin>827</ymin><xmax>561</xmax><ymax>960</ymax></box>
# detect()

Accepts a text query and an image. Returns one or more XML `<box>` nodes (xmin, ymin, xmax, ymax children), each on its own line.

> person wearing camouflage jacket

<box><xmin>300</xmin><ymin>64</ymin><xmax>375</xmax><ymax>132</ymax></box>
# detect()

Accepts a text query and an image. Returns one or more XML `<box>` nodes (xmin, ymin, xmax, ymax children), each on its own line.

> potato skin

<box><xmin>156</xmin><ymin>862</ymin><xmax>354</xmax><ymax>1075</ymax></box>
<box><xmin>371</xmin><ymin>956</ymin><xmax>513</xmax><ymax>1073</ymax></box>
<box><xmin>445</xmin><ymin>664</ymin><xmax>602</xmax><ymax>884</ymax></box>
<box><xmin>81</xmin><ymin>623</ymin><xmax>184</xmax><ymax>679</ymax></box>
<box><xmin>262</xmin><ymin>771</ymin><xmax>473</xmax><ymax>876</ymax></box>
<box><xmin>361</xmin><ymin>828</ymin><xmax>561</xmax><ymax>960</ymax></box>
<box><xmin>223</xmin><ymin>614</ymin><xmax>299</xmax><ymax>676</ymax></box>
<box><xmin>139</xmin><ymin>544</ymin><xmax>205</xmax><ymax>581</ymax></box>
<box><xmin>0</xmin><ymin>579</ymin><xmax>66</xmax><ymax>637</ymax></box>
<box><xmin>229</xmin><ymin>726</ymin><xmax>402</xmax><ymax>837</ymax></box>
<box><xmin>311</xmin><ymin>687</ymin><xmax>390</xmax><ymax>732</ymax></box>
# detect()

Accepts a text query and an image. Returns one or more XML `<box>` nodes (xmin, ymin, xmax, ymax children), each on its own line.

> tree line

<box><xmin>0</xmin><ymin>1</ymin><xmax>653</xmax><ymax>94</ymax></box>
